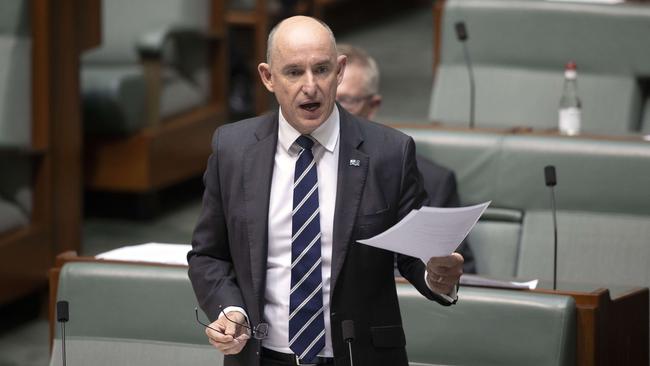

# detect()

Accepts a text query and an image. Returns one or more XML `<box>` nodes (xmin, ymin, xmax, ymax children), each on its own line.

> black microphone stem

<box><xmin>347</xmin><ymin>341</ymin><xmax>354</xmax><ymax>366</ymax></box>
<box><xmin>550</xmin><ymin>187</ymin><xmax>558</xmax><ymax>291</ymax></box>
<box><xmin>461</xmin><ymin>42</ymin><xmax>476</xmax><ymax>129</ymax></box>
<box><xmin>60</xmin><ymin>322</ymin><xmax>66</xmax><ymax>366</ymax></box>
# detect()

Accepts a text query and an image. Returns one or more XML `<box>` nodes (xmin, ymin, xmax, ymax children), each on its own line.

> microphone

<box><xmin>454</xmin><ymin>21</ymin><xmax>475</xmax><ymax>129</ymax></box>
<box><xmin>341</xmin><ymin>320</ymin><xmax>355</xmax><ymax>366</ymax></box>
<box><xmin>57</xmin><ymin>301</ymin><xmax>69</xmax><ymax>366</ymax></box>
<box><xmin>544</xmin><ymin>166</ymin><xmax>558</xmax><ymax>290</ymax></box>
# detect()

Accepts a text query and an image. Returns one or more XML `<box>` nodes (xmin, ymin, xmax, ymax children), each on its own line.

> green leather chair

<box><xmin>50</xmin><ymin>262</ymin><xmax>223</xmax><ymax>366</ymax></box>
<box><xmin>402</xmin><ymin>127</ymin><xmax>650</xmax><ymax>284</ymax></box>
<box><xmin>51</xmin><ymin>261</ymin><xmax>577</xmax><ymax>366</ymax></box>
<box><xmin>430</xmin><ymin>0</ymin><xmax>650</xmax><ymax>135</ymax></box>
<box><xmin>399</xmin><ymin>284</ymin><xmax>576</xmax><ymax>366</ymax></box>
<box><xmin>82</xmin><ymin>0</ymin><xmax>214</xmax><ymax>136</ymax></box>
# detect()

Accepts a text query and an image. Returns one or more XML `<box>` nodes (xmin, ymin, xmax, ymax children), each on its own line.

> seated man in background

<box><xmin>336</xmin><ymin>43</ymin><xmax>475</xmax><ymax>273</ymax></box>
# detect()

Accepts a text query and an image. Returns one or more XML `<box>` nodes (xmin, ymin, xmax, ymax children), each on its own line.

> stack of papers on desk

<box><xmin>460</xmin><ymin>274</ymin><xmax>539</xmax><ymax>290</ymax></box>
<box><xmin>96</xmin><ymin>243</ymin><xmax>191</xmax><ymax>266</ymax></box>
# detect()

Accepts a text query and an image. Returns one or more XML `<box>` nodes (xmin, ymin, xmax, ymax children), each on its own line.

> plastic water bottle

<box><xmin>558</xmin><ymin>61</ymin><xmax>582</xmax><ymax>135</ymax></box>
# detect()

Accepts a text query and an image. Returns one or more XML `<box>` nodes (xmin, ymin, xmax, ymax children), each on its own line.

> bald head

<box><xmin>257</xmin><ymin>15</ymin><xmax>346</xmax><ymax>134</ymax></box>
<box><xmin>266</xmin><ymin>16</ymin><xmax>337</xmax><ymax>65</ymax></box>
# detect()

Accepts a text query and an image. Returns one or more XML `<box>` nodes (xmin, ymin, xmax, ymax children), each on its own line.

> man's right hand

<box><xmin>205</xmin><ymin>311</ymin><xmax>250</xmax><ymax>355</ymax></box>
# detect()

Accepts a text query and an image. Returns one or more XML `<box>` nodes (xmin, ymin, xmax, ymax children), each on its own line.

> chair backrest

<box><xmin>51</xmin><ymin>262</ymin><xmax>223</xmax><ymax>366</ymax></box>
<box><xmin>83</xmin><ymin>0</ymin><xmax>211</xmax><ymax>64</ymax></box>
<box><xmin>399</xmin><ymin>283</ymin><xmax>576</xmax><ymax>366</ymax></box>
<box><xmin>401</xmin><ymin>126</ymin><xmax>650</xmax><ymax>287</ymax></box>
<box><xmin>430</xmin><ymin>0</ymin><xmax>650</xmax><ymax>134</ymax></box>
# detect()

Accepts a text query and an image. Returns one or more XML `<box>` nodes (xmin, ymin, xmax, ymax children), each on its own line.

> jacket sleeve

<box><xmin>395</xmin><ymin>137</ymin><xmax>455</xmax><ymax>306</ymax></box>
<box><xmin>187</xmin><ymin>128</ymin><xmax>246</xmax><ymax>321</ymax></box>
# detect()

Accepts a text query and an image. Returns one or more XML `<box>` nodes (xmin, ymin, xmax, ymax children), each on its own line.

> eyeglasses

<box><xmin>337</xmin><ymin>94</ymin><xmax>374</xmax><ymax>108</ymax></box>
<box><xmin>194</xmin><ymin>306</ymin><xmax>269</xmax><ymax>340</ymax></box>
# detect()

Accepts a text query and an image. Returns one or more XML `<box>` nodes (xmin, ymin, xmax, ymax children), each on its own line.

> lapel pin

<box><xmin>349</xmin><ymin>159</ymin><xmax>360</xmax><ymax>167</ymax></box>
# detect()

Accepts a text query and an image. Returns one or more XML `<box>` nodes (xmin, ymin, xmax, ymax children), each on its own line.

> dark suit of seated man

<box><xmin>336</xmin><ymin>43</ymin><xmax>475</xmax><ymax>273</ymax></box>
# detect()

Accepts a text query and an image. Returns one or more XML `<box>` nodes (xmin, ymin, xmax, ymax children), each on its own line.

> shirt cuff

<box><xmin>424</xmin><ymin>270</ymin><xmax>459</xmax><ymax>304</ymax></box>
<box><xmin>220</xmin><ymin>306</ymin><xmax>249</xmax><ymax>325</ymax></box>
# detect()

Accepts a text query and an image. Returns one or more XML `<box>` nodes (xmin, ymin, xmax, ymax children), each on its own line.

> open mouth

<box><xmin>300</xmin><ymin>102</ymin><xmax>321</xmax><ymax>112</ymax></box>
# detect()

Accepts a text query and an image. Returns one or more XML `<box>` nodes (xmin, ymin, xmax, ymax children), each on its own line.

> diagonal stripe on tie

<box><xmin>289</xmin><ymin>135</ymin><xmax>325</xmax><ymax>362</ymax></box>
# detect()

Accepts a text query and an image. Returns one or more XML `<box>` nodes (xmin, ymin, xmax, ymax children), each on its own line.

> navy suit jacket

<box><xmin>188</xmin><ymin>107</ymin><xmax>449</xmax><ymax>366</ymax></box>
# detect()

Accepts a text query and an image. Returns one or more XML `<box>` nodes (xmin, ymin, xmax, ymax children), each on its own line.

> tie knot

<box><xmin>295</xmin><ymin>135</ymin><xmax>314</xmax><ymax>151</ymax></box>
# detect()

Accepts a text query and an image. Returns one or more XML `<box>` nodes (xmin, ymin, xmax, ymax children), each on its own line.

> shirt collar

<box><xmin>278</xmin><ymin>106</ymin><xmax>340</xmax><ymax>154</ymax></box>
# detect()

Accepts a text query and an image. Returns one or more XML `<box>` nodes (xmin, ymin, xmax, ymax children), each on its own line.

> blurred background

<box><xmin>1</xmin><ymin>0</ymin><xmax>649</xmax><ymax>365</ymax></box>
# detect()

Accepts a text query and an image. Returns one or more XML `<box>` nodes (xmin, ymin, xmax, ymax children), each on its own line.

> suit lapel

<box><xmin>243</xmin><ymin>114</ymin><xmax>278</xmax><ymax>318</ymax></box>
<box><xmin>330</xmin><ymin>110</ymin><xmax>368</xmax><ymax>298</ymax></box>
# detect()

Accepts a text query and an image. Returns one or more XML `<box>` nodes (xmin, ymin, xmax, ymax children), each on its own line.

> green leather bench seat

<box><xmin>400</xmin><ymin>127</ymin><xmax>650</xmax><ymax>286</ymax></box>
<box><xmin>81</xmin><ymin>0</ymin><xmax>212</xmax><ymax>135</ymax></box>
<box><xmin>52</xmin><ymin>261</ymin><xmax>577</xmax><ymax>366</ymax></box>
<box><xmin>50</xmin><ymin>262</ymin><xmax>223</xmax><ymax>366</ymax></box>
<box><xmin>398</xmin><ymin>284</ymin><xmax>576</xmax><ymax>366</ymax></box>
<box><xmin>430</xmin><ymin>0</ymin><xmax>650</xmax><ymax>134</ymax></box>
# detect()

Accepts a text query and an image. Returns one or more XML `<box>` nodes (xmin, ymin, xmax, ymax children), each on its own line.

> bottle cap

<box><xmin>565</xmin><ymin>61</ymin><xmax>577</xmax><ymax>71</ymax></box>
<box><xmin>564</xmin><ymin>61</ymin><xmax>577</xmax><ymax>79</ymax></box>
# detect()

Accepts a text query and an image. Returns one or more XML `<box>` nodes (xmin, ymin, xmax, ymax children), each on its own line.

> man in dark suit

<box><xmin>336</xmin><ymin>44</ymin><xmax>475</xmax><ymax>273</ymax></box>
<box><xmin>188</xmin><ymin>16</ymin><xmax>464</xmax><ymax>366</ymax></box>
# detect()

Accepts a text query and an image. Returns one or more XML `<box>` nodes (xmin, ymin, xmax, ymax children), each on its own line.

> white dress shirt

<box><xmin>262</xmin><ymin>106</ymin><xmax>340</xmax><ymax>356</ymax></box>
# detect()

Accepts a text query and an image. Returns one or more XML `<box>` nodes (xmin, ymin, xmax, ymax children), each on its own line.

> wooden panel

<box><xmin>0</xmin><ymin>226</ymin><xmax>50</xmax><ymax>304</ymax></box>
<box><xmin>85</xmin><ymin>105</ymin><xmax>225</xmax><ymax>192</ymax></box>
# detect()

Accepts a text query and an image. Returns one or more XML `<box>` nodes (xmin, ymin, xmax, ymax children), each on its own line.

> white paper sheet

<box><xmin>460</xmin><ymin>274</ymin><xmax>538</xmax><ymax>290</ymax></box>
<box><xmin>95</xmin><ymin>242</ymin><xmax>191</xmax><ymax>265</ymax></box>
<box><xmin>357</xmin><ymin>202</ymin><xmax>490</xmax><ymax>262</ymax></box>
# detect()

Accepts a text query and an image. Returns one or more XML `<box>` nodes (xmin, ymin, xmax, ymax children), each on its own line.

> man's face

<box><xmin>336</xmin><ymin>63</ymin><xmax>381</xmax><ymax>120</ymax></box>
<box><xmin>258</xmin><ymin>19</ymin><xmax>346</xmax><ymax>134</ymax></box>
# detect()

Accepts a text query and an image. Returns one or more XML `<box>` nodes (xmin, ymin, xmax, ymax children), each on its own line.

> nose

<box><xmin>301</xmin><ymin>72</ymin><xmax>317</xmax><ymax>97</ymax></box>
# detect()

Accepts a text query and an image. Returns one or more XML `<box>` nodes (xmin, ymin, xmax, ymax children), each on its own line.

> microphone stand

<box><xmin>550</xmin><ymin>184</ymin><xmax>558</xmax><ymax>290</ymax></box>
<box><xmin>455</xmin><ymin>21</ymin><xmax>475</xmax><ymax>129</ymax></box>
<box><xmin>57</xmin><ymin>301</ymin><xmax>69</xmax><ymax>366</ymax></box>
<box><xmin>461</xmin><ymin>42</ymin><xmax>475</xmax><ymax>129</ymax></box>
<box><xmin>544</xmin><ymin>166</ymin><xmax>558</xmax><ymax>291</ymax></box>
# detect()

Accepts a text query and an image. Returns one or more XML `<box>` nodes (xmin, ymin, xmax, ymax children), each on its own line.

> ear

<box><xmin>367</xmin><ymin>94</ymin><xmax>382</xmax><ymax>120</ymax></box>
<box><xmin>336</xmin><ymin>55</ymin><xmax>347</xmax><ymax>85</ymax></box>
<box><xmin>258</xmin><ymin>63</ymin><xmax>274</xmax><ymax>92</ymax></box>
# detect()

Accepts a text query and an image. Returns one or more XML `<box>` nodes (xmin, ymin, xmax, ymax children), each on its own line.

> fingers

<box><xmin>426</xmin><ymin>253</ymin><xmax>464</xmax><ymax>294</ymax></box>
<box><xmin>208</xmin><ymin>335</ymin><xmax>249</xmax><ymax>355</ymax></box>
<box><xmin>427</xmin><ymin>252</ymin><xmax>464</xmax><ymax>269</ymax></box>
<box><xmin>205</xmin><ymin>312</ymin><xmax>250</xmax><ymax>355</ymax></box>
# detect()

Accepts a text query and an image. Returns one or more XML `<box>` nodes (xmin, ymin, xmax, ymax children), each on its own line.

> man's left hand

<box><xmin>426</xmin><ymin>253</ymin><xmax>464</xmax><ymax>295</ymax></box>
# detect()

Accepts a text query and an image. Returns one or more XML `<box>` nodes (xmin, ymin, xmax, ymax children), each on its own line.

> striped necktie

<box><xmin>289</xmin><ymin>135</ymin><xmax>325</xmax><ymax>362</ymax></box>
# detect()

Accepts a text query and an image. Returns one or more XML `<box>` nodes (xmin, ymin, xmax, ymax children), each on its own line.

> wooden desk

<box><xmin>534</xmin><ymin>283</ymin><xmax>649</xmax><ymax>366</ymax></box>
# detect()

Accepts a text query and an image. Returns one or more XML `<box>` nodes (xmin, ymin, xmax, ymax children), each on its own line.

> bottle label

<box><xmin>559</xmin><ymin>107</ymin><xmax>581</xmax><ymax>135</ymax></box>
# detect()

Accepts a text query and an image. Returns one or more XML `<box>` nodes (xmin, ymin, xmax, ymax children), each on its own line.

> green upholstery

<box><xmin>518</xmin><ymin>210</ymin><xmax>650</xmax><ymax>288</ymax></box>
<box><xmin>402</xmin><ymin>126</ymin><xmax>650</xmax><ymax>353</ymax></box>
<box><xmin>430</xmin><ymin>0</ymin><xmax>650</xmax><ymax>134</ymax></box>
<box><xmin>52</xmin><ymin>261</ymin><xmax>576</xmax><ymax>366</ymax></box>
<box><xmin>82</xmin><ymin>0</ymin><xmax>212</xmax><ymax>135</ymax></box>
<box><xmin>401</xmin><ymin>127</ymin><xmax>650</xmax><ymax>284</ymax></box>
<box><xmin>0</xmin><ymin>0</ymin><xmax>31</xmax><ymax>234</ymax></box>
<box><xmin>399</xmin><ymin>283</ymin><xmax>576</xmax><ymax>366</ymax></box>
<box><xmin>50</xmin><ymin>262</ymin><xmax>223</xmax><ymax>366</ymax></box>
